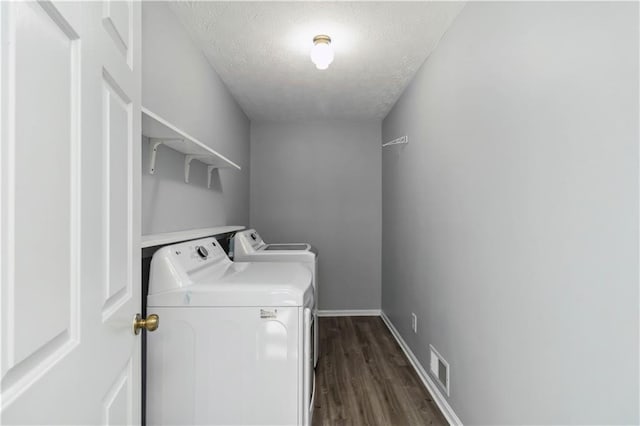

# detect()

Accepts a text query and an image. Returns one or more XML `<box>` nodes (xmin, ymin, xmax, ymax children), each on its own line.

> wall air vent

<box><xmin>429</xmin><ymin>344</ymin><xmax>450</xmax><ymax>396</ymax></box>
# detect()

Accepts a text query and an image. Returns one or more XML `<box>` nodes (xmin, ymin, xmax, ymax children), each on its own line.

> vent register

<box><xmin>429</xmin><ymin>345</ymin><xmax>450</xmax><ymax>396</ymax></box>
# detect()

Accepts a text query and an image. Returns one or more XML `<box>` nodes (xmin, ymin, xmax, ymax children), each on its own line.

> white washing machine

<box><xmin>146</xmin><ymin>237</ymin><xmax>315</xmax><ymax>426</ymax></box>
<box><xmin>232</xmin><ymin>229</ymin><xmax>319</xmax><ymax>367</ymax></box>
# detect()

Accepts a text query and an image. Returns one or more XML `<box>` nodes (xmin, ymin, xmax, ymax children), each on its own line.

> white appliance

<box><xmin>146</xmin><ymin>237</ymin><xmax>315</xmax><ymax>426</ymax></box>
<box><xmin>232</xmin><ymin>229</ymin><xmax>319</xmax><ymax>367</ymax></box>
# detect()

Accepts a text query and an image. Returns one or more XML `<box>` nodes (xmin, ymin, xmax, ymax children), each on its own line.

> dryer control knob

<box><xmin>196</xmin><ymin>246</ymin><xmax>209</xmax><ymax>259</ymax></box>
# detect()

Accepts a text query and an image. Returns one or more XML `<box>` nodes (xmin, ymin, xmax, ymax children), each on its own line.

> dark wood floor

<box><xmin>313</xmin><ymin>316</ymin><xmax>447</xmax><ymax>426</ymax></box>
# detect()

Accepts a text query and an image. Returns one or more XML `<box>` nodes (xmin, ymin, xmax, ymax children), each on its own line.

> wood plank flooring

<box><xmin>313</xmin><ymin>316</ymin><xmax>447</xmax><ymax>426</ymax></box>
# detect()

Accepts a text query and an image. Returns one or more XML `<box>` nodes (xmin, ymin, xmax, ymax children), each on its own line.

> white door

<box><xmin>1</xmin><ymin>1</ymin><xmax>142</xmax><ymax>424</ymax></box>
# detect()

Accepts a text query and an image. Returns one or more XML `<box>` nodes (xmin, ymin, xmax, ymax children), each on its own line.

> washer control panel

<box><xmin>196</xmin><ymin>245</ymin><xmax>209</xmax><ymax>259</ymax></box>
<box><xmin>165</xmin><ymin>237</ymin><xmax>229</xmax><ymax>274</ymax></box>
<box><xmin>149</xmin><ymin>237</ymin><xmax>232</xmax><ymax>293</ymax></box>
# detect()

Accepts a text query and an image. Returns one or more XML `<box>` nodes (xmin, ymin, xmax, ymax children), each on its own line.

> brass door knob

<box><xmin>133</xmin><ymin>313</ymin><xmax>159</xmax><ymax>335</ymax></box>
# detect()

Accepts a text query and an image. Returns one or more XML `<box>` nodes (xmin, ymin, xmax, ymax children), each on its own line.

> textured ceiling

<box><xmin>170</xmin><ymin>1</ymin><xmax>465</xmax><ymax>121</ymax></box>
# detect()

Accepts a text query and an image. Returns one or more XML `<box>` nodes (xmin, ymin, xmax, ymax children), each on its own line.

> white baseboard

<box><xmin>380</xmin><ymin>311</ymin><xmax>463</xmax><ymax>426</ymax></box>
<box><xmin>317</xmin><ymin>309</ymin><xmax>381</xmax><ymax>317</ymax></box>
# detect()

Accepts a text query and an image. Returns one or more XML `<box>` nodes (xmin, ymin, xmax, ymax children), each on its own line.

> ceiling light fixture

<box><xmin>310</xmin><ymin>35</ymin><xmax>334</xmax><ymax>70</ymax></box>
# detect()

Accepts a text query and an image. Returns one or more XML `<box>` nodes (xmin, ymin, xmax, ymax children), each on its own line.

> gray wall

<box><xmin>250</xmin><ymin>121</ymin><xmax>382</xmax><ymax>311</ymax></box>
<box><xmin>141</xmin><ymin>2</ymin><xmax>250</xmax><ymax>234</ymax></box>
<box><xmin>382</xmin><ymin>2</ymin><xmax>638</xmax><ymax>424</ymax></box>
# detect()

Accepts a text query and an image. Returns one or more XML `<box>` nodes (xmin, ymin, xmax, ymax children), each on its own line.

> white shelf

<box><xmin>142</xmin><ymin>107</ymin><xmax>241</xmax><ymax>185</ymax></box>
<box><xmin>141</xmin><ymin>226</ymin><xmax>245</xmax><ymax>248</ymax></box>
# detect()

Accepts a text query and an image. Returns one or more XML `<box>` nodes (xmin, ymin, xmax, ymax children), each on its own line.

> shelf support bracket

<box><xmin>184</xmin><ymin>155</ymin><xmax>197</xmax><ymax>183</ymax></box>
<box><xmin>184</xmin><ymin>155</ymin><xmax>209</xmax><ymax>183</ymax></box>
<box><xmin>149</xmin><ymin>139</ymin><xmax>165</xmax><ymax>174</ymax></box>
<box><xmin>207</xmin><ymin>165</ymin><xmax>218</xmax><ymax>189</ymax></box>
<box><xmin>382</xmin><ymin>135</ymin><xmax>408</xmax><ymax>148</ymax></box>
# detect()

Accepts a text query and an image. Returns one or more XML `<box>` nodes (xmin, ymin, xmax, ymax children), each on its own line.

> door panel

<box><xmin>1</xmin><ymin>0</ymin><xmax>81</xmax><ymax>404</ymax></box>
<box><xmin>102</xmin><ymin>0</ymin><xmax>132</xmax><ymax>67</ymax></box>
<box><xmin>102</xmin><ymin>69</ymin><xmax>133</xmax><ymax>321</ymax></box>
<box><xmin>102</xmin><ymin>359</ymin><xmax>133</xmax><ymax>426</ymax></box>
<box><xmin>1</xmin><ymin>1</ymin><xmax>141</xmax><ymax>423</ymax></box>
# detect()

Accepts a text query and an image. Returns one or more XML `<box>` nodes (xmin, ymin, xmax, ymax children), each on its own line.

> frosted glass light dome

<box><xmin>310</xmin><ymin>35</ymin><xmax>334</xmax><ymax>70</ymax></box>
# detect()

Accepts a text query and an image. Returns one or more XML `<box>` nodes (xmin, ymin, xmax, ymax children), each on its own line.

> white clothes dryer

<box><xmin>146</xmin><ymin>237</ymin><xmax>315</xmax><ymax>426</ymax></box>
<box><xmin>232</xmin><ymin>229</ymin><xmax>319</xmax><ymax>367</ymax></box>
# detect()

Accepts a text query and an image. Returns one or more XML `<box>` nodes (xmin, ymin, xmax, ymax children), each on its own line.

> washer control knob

<box><xmin>196</xmin><ymin>246</ymin><xmax>209</xmax><ymax>259</ymax></box>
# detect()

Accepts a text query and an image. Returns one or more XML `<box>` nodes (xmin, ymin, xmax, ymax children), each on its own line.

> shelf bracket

<box><xmin>382</xmin><ymin>135</ymin><xmax>408</xmax><ymax>148</ymax></box>
<box><xmin>184</xmin><ymin>155</ymin><xmax>209</xmax><ymax>183</ymax></box>
<box><xmin>149</xmin><ymin>139</ymin><xmax>165</xmax><ymax>174</ymax></box>
<box><xmin>149</xmin><ymin>138</ymin><xmax>184</xmax><ymax>174</ymax></box>
<box><xmin>207</xmin><ymin>165</ymin><xmax>218</xmax><ymax>189</ymax></box>
<box><xmin>185</xmin><ymin>155</ymin><xmax>197</xmax><ymax>183</ymax></box>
